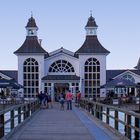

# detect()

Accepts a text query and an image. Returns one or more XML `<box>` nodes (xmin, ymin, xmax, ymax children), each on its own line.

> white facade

<box><xmin>16</xmin><ymin>49</ymin><xmax>107</xmax><ymax>98</ymax></box>
<box><xmin>14</xmin><ymin>15</ymin><xmax>109</xmax><ymax>99</ymax></box>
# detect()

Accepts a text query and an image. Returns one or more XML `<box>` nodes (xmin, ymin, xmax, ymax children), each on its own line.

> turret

<box><xmin>26</xmin><ymin>16</ymin><xmax>38</xmax><ymax>36</ymax></box>
<box><xmin>85</xmin><ymin>14</ymin><xmax>98</xmax><ymax>36</ymax></box>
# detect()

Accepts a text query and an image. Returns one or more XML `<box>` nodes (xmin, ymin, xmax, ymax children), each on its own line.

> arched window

<box><xmin>84</xmin><ymin>58</ymin><xmax>100</xmax><ymax>98</ymax></box>
<box><xmin>122</xmin><ymin>74</ymin><xmax>135</xmax><ymax>83</ymax></box>
<box><xmin>49</xmin><ymin>60</ymin><xmax>75</xmax><ymax>73</ymax></box>
<box><xmin>23</xmin><ymin>58</ymin><xmax>39</xmax><ymax>97</ymax></box>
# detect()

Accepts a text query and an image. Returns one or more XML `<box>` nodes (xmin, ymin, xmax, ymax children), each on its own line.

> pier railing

<box><xmin>80</xmin><ymin>98</ymin><xmax>140</xmax><ymax>140</ymax></box>
<box><xmin>0</xmin><ymin>99</ymin><xmax>39</xmax><ymax>139</ymax></box>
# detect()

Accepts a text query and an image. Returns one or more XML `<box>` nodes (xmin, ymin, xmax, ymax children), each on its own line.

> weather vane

<box><xmin>90</xmin><ymin>10</ymin><xmax>92</xmax><ymax>16</ymax></box>
<box><xmin>31</xmin><ymin>11</ymin><xmax>33</xmax><ymax>17</ymax></box>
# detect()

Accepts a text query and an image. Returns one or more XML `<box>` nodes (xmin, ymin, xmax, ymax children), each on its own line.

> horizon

<box><xmin>0</xmin><ymin>0</ymin><xmax>140</xmax><ymax>70</ymax></box>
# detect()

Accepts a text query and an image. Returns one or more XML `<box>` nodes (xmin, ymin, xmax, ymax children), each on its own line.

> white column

<box><xmin>135</xmin><ymin>88</ymin><xmax>137</xmax><ymax>97</ymax></box>
<box><xmin>69</xmin><ymin>83</ymin><xmax>72</xmax><ymax>92</ymax></box>
<box><xmin>51</xmin><ymin>83</ymin><xmax>54</xmax><ymax>101</ymax></box>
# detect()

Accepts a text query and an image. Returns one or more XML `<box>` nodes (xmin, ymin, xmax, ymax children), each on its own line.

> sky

<box><xmin>0</xmin><ymin>0</ymin><xmax>140</xmax><ymax>70</ymax></box>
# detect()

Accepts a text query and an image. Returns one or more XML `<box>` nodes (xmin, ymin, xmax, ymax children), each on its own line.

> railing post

<box><xmin>0</xmin><ymin>114</ymin><xmax>4</xmax><ymax>138</ymax></box>
<box><xmin>125</xmin><ymin>114</ymin><xmax>131</xmax><ymax>139</ymax></box>
<box><xmin>33</xmin><ymin>102</ymin><xmax>35</xmax><ymax>112</ymax></box>
<box><xmin>91</xmin><ymin>104</ymin><xmax>95</xmax><ymax>116</ymax></box>
<box><xmin>10</xmin><ymin>110</ymin><xmax>14</xmax><ymax>130</ymax></box>
<box><xmin>95</xmin><ymin>104</ymin><xmax>99</xmax><ymax>119</ymax></box>
<box><xmin>88</xmin><ymin>102</ymin><xmax>90</xmax><ymax>112</ymax></box>
<box><xmin>23</xmin><ymin>106</ymin><xmax>26</xmax><ymax>120</ymax></box>
<box><xmin>114</xmin><ymin>110</ymin><xmax>118</xmax><ymax>130</ymax></box>
<box><xmin>27</xmin><ymin>104</ymin><xmax>30</xmax><ymax>117</ymax></box>
<box><xmin>18</xmin><ymin>107</ymin><xmax>21</xmax><ymax>124</ymax></box>
<box><xmin>106</xmin><ymin>108</ymin><xmax>109</xmax><ymax>125</ymax></box>
<box><xmin>134</xmin><ymin>117</ymin><xmax>140</xmax><ymax>139</ymax></box>
<box><xmin>99</xmin><ymin>106</ymin><xmax>103</xmax><ymax>120</ymax></box>
<box><xmin>31</xmin><ymin>103</ymin><xmax>33</xmax><ymax>114</ymax></box>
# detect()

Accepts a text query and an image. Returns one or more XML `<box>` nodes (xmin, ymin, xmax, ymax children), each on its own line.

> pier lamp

<box><xmin>81</xmin><ymin>79</ymin><xmax>84</xmax><ymax>97</ymax></box>
<box><xmin>138</xmin><ymin>91</ymin><xmax>140</xmax><ymax>113</ymax></box>
<box><xmin>137</xmin><ymin>88</ymin><xmax>140</xmax><ymax>112</ymax></box>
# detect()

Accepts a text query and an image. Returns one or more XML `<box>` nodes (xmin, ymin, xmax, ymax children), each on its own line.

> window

<box><xmin>44</xmin><ymin>83</ymin><xmax>51</xmax><ymax>94</ymax></box>
<box><xmin>49</xmin><ymin>60</ymin><xmax>75</xmax><ymax>73</ymax></box>
<box><xmin>23</xmin><ymin>58</ymin><xmax>39</xmax><ymax>98</ymax></box>
<box><xmin>71</xmin><ymin>83</ymin><xmax>79</xmax><ymax>94</ymax></box>
<box><xmin>84</xmin><ymin>58</ymin><xmax>100</xmax><ymax>98</ymax></box>
<box><xmin>122</xmin><ymin>74</ymin><xmax>135</xmax><ymax>83</ymax></box>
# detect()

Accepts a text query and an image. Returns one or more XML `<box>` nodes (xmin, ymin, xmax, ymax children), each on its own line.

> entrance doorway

<box><xmin>54</xmin><ymin>83</ymin><xmax>69</xmax><ymax>101</ymax></box>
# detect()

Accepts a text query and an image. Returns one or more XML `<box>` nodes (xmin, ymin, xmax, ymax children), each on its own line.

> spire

<box><xmin>85</xmin><ymin>13</ymin><xmax>98</xmax><ymax>36</ymax></box>
<box><xmin>26</xmin><ymin>12</ymin><xmax>38</xmax><ymax>28</ymax></box>
<box><xmin>14</xmin><ymin>15</ymin><xmax>49</xmax><ymax>57</ymax></box>
<box><xmin>75</xmin><ymin>13</ymin><xmax>110</xmax><ymax>55</ymax></box>
<box><xmin>25</xmin><ymin>15</ymin><xmax>38</xmax><ymax>36</ymax></box>
<box><xmin>85</xmin><ymin>11</ymin><xmax>98</xmax><ymax>27</ymax></box>
<box><xmin>31</xmin><ymin>11</ymin><xmax>33</xmax><ymax>18</ymax></box>
<box><xmin>90</xmin><ymin>10</ymin><xmax>92</xmax><ymax>16</ymax></box>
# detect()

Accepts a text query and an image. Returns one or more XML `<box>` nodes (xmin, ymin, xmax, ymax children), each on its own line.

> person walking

<box><xmin>66</xmin><ymin>90</ymin><xmax>73</xmax><ymax>110</ymax></box>
<box><xmin>76</xmin><ymin>91</ymin><xmax>81</xmax><ymax>107</ymax></box>
<box><xmin>39</xmin><ymin>91</ymin><xmax>45</xmax><ymax>108</ymax></box>
<box><xmin>44</xmin><ymin>93</ymin><xmax>49</xmax><ymax>109</ymax></box>
<box><xmin>48</xmin><ymin>93</ymin><xmax>53</xmax><ymax>108</ymax></box>
<box><xmin>59</xmin><ymin>93</ymin><xmax>65</xmax><ymax>110</ymax></box>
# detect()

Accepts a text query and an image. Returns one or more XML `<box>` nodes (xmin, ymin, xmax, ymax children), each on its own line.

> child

<box><xmin>59</xmin><ymin>93</ymin><xmax>65</xmax><ymax>110</ymax></box>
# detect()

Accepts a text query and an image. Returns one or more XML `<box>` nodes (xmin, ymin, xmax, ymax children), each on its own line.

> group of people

<box><xmin>58</xmin><ymin>90</ymin><xmax>73</xmax><ymax>110</ymax></box>
<box><xmin>59</xmin><ymin>90</ymin><xmax>81</xmax><ymax>110</ymax></box>
<box><xmin>37</xmin><ymin>90</ymin><xmax>81</xmax><ymax>110</ymax></box>
<box><xmin>37</xmin><ymin>91</ymin><xmax>52</xmax><ymax>109</ymax></box>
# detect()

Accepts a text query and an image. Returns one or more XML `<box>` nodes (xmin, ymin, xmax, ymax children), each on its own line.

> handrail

<box><xmin>0</xmin><ymin>99</ymin><xmax>40</xmax><ymax>139</ymax></box>
<box><xmin>80</xmin><ymin>98</ymin><xmax>140</xmax><ymax>140</ymax></box>
<box><xmin>83</xmin><ymin>98</ymin><xmax>140</xmax><ymax>117</ymax></box>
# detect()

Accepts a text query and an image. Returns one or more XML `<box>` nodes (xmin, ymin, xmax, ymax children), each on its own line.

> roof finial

<box><xmin>90</xmin><ymin>10</ymin><xmax>92</xmax><ymax>16</ymax></box>
<box><xmin>31</xmin><ymin>11</ymin><xmax>33</xmax><ymax>17</ymax></box>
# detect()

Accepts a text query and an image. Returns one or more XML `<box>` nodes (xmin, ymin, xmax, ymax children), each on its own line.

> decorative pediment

<box><xmin>113</xmin><ymin>70</ymin><xmax>140</xmax><ymax>83</ymax></box>
<box><xmin>49</xmin><ymin>47</ymin><xmax>75</xmax><ymax>57</ymax></box>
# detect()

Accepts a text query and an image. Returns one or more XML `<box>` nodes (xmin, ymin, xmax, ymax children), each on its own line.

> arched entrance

<box><xmin>54</xmin><ymin>83</ymin><xmax>69</xmax><ymax>101</ymax></box>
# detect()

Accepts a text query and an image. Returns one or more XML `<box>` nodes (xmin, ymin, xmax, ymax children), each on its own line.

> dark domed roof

<box><xmin>85</xmin><ymin>16</ymin><xmax>98</xmax><ymax>27</ymax></box>
<box><xmin>75</xmin><ymin>36</ymin><xmax>110</xmax><ymax>55</ymax></box>
<box><xmin>26</xmin><ymin>16</ymin><xmax>38</xmax><ymax>28</ymax></box>
<box><xmin>14</xmin><ymin>36</ymin><xmax>48</xmax><ymax>56</ymax></box>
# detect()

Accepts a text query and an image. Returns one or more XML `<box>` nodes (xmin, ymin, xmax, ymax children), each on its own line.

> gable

<box><xmin>112</xmin><ymin>70</ymin><xmax>140</xmax><ymax>83</ymax></box>
<box><xmin>48</xmin><ymin>47</ymin><xmax>77</xmax><ymax>59</ymax></box>
<box><xmin>45</xmin><ymin>51</ymin><xmax>78</xmax><ymax>62</ymax></box>
<box><xmin>0</xmin><ymin>70</ymin><xmax>18</xmax><ymax>81</ymax></box>
<box><xmin>0</xmin><ymin>72</ymin><xmax>12</xmax><ymax>80</ymax></box>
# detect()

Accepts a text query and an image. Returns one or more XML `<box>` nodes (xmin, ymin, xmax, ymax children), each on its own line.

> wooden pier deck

<box><xmin>8</xmin><ymin>103</ymin><xmax>122</xmax><ymax>140</ymax></box>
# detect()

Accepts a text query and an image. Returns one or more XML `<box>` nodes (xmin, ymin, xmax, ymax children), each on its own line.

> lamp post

<box><xmin>138</xmin><ymin>91</ymin><xmax>140</xmax><ymax>113</ymax></box>
<box><xmin>81</xmin><ymin>79</ymin><xmax>84</xmax><ymax>97</ymax></box>
<box><xmin>137</xmin><ymin>88</ymin><xmax>140</xmax><ymax>112</ymax></box>
<box><xmin>1</xmin><ymin>89</ymin><xmax>5</xmax><ymax>111</ymax></box>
